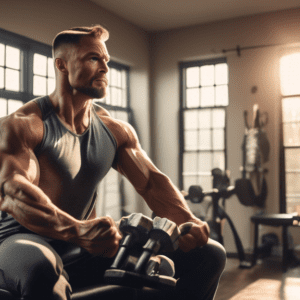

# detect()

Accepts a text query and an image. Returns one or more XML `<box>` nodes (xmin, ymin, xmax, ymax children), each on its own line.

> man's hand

<box><xmin>178</xmin><ymin>220</ymin><xmax>210</xmax><ymax>252</ymax></box>
<box><xmin>76</xmin><ymin>216</ymin><xmax>122</xmax><ymax>257</ymax></box>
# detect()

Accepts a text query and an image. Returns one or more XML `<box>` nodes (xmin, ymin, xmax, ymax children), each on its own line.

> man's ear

<box><xmin>55</xmin><ymin>58</ymin><xmax>68</xmax><ymax>74</ymax></box>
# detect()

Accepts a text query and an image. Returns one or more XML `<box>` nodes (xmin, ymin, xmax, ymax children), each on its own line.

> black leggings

<box><xmin>0</xmin><ymin>233</ymin><xmax>226</xmax><ymax>300</ymax></box>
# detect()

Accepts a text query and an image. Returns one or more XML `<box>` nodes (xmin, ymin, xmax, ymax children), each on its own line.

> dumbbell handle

<box><xmin>134</xmin><ymin>223</ymin><xmax>192</xmax><ymax>274</ymax></box>
<box><xmin>110</xmin><ymin>234</ymin><xmax>132</xmax><ymax>269</ymax></box>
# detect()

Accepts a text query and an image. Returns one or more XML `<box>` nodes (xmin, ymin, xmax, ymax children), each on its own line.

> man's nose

<box><xmin>99</xmin><ymin>60</ymin><xmax>109</xmax><ymax>73</ymax></box>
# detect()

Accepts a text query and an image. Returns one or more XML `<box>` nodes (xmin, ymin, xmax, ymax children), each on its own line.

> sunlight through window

<box><xmin>280</xmin><ymin>53</ymin><xmax>300</xmax><ymax>96</ymax></box>
<box><xmin>280</xmin><ymin>52</ymin><xmax>300</xmax><ymax>214</ymax></box>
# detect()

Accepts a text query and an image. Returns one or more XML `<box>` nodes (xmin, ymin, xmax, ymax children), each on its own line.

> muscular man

<box><xmin>0</xmin><ymin>25</ymin><xmax>226</xmax><ymax>300</ymax></box>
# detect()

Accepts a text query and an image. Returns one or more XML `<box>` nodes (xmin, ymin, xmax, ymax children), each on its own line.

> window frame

<box><xmin>0</xmin><ymin>27</ymin><xmax>52</xmax><ymax>102</ymax></box>
<box><xmin>179</xmin><ymin>57</ymin><xmax>228</xmax><ymax>191</ymax></box>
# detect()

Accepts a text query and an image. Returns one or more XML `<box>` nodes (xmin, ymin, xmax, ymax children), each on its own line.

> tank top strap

<box><xmin>33</xmin><ymin>96</ymin><xmax>54</xmax><ymax>121</ymax></box>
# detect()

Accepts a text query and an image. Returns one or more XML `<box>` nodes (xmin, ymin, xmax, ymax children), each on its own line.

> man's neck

<box><xmin>49</xmin><ymin>90</ymin><xmax>93</xmax><ymax>135</ymax></box>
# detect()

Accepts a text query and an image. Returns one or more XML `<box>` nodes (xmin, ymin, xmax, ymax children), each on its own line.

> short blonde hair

<box><xmin>52</xmin><ymin>25</ymin><xmax>109</xmax><ymax>54</ymax></box>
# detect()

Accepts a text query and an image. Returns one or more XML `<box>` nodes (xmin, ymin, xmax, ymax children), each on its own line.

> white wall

<box><xmin>150</xmin><ymin>8</ymin><xmax>300</xmax><ymax>252</ymax></box>
<box><xmin>0</xmin><ymin>0</ymin><xmax>151</xmax><ymax>215</ymax></box>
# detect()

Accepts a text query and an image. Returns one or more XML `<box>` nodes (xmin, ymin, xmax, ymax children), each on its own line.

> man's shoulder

<box><xmin>92</xmin><ymin>102</ymin><xmax>138</xmax><ymax>148</ymax></box>
<box><xmin>0</xmin><ymin>101</ymin><xmax>43</xmax><ymax>151</ymax></box>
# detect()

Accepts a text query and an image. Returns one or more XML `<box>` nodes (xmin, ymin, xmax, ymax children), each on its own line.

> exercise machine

<box><xmin>184</xmin><ymin>168</ymin><xmax>252</xmax><ymax>268</ymax></box>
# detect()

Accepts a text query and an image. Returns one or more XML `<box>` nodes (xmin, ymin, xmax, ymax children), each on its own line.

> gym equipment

<box><xmin>105</xmin><ymin>214</ymin><xmax>192</xmax><ymax>290</ymax></box>
<box><xmin>184</xmin><ymin>168</ymin><xmax>252</xmax><ymax>268</ymax></box>
<box><xmin>235</xmin><ymin>104</ymin><xmax>269</xmax><ymax>208</ymax></box>
<box><xmin>251</xmin><ymin>213</ymin><xmax>300</xmax><ymax>272</ymax></box>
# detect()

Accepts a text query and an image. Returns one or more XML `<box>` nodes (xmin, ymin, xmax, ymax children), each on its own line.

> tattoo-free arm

<box><xmin>0</xmin><ymin>115</ymin><xmax>121</xmax><ymax>256</ymax></box>
<box><xmin>114</xmin><ymin>122</ymin><xmax>210</xmax><ymax>247</ymax></box>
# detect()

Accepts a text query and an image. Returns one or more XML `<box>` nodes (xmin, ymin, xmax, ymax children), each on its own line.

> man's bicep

<box><xmin>114</xmin><ymin>145</ymin><xmax>161</xmax><ymax>194</ymax></box>
<box><xmin>0</xmin><ymin>148</ymin><xmax>40</xmax><ymax>192</ymax></box>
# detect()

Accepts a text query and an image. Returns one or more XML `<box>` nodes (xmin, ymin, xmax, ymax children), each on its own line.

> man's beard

<box><xmin>75</xmin><ymin>85</ymin><xmax>106</xmax><ymax>99</ymax></box>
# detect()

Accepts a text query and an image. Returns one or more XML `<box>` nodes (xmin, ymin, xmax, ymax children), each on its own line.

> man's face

<box><xmin>67</xmin><ymin>35</ymin><xmax>110</xmax><ymax>99</ymax></box>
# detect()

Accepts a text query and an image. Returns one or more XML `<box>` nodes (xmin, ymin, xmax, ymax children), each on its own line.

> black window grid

<box><xmin>179</xmin><ymin>57</ymin><xmax>228</xmax><ymax>191</ymax></box>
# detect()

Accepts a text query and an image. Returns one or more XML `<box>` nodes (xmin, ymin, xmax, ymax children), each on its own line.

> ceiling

<box><xmin>90</xmin><ymin>0</ymin><xmax>300</xmax><ymax>31</ymax></box>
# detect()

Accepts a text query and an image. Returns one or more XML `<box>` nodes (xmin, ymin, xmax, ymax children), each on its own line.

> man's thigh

<box><xmin>0</xmin><ymin>233</ymin><xmax>71</xmax><ymax>299</ymax></box>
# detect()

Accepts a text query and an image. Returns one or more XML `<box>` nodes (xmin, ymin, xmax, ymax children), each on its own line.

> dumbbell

<box><xmin>134</xmin><ymin>217</ymin><xmax>181</xmax><ymax>274</ymax></box>
<box><xmin>110</xmin><ymin>213</ymin><xmax>153</xmax><ymax>270</ymax></box>
<box><xmin>105</xmin><ymin>215</ymin><xmax>192</xmax><ymax>290</ymax></box>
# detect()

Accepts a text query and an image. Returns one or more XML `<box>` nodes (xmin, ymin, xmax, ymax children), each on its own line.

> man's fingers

<box><xmin>179</xmin><ymin>233</ymin><xmax>198</xmax><ymax>252</ymax></box>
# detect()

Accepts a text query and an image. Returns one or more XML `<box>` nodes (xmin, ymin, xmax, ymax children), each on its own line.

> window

<box><xmin>180</xmin><ymin>58</ymin><xmax>228</xmax><ymax>192</ymax></box>
<box><xmin>0</xmin><ymin>28</ymin><xmax>131</xmax><ymax>220</ymax></box>
<box><xmin>280</xmin><ymin>52</ymin><xmax>300</xmax><ymax>214</ymax></box>
<box><xmin>33</xmin><ymin>53</ymin><xmax>55</xmax><ymax>96</ymax></box>
<box><xmin>0</xmin><ymin>28</ymin><xmax>53</xmax><ymax>116</ymax></box>
<box><xmin>94</xmin><ymin>61</ymin><xmax>130</xmax><ymax>220</ymax></box>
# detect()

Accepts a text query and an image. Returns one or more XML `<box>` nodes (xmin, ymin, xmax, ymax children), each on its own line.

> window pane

<box><xmin>111</xmin><ymin>87</ymin><xmax>118</xmax><ymax>105</ymax></box>
<box><xmin>34</xmin><ymin>53</ymin><xmax>47</xmax><ymax>76</ymax></box>
<box><xmin>0</xmin><ymin>98</ymin><xmax>7</xmax><ymax>117</ymax></box>
<box><xmin>212</xmin><ymin>109</ymin><xmax>225</xmax><ymax>128</ymax></box>
<box><xmin>0</xmin><ymin>44</ymin><xmax>4</xmax><ymax>66</ymax></box>
<box><xmin>185</xmin><ymin>130</ymin><xmax>198</xmax><ymax>150</ymax></box>
<box><xmin>183</xmin><ymin>152</ymin><xmax>197</xmax><ymax>174</ymax></box>
<box><xmin>121</xmin><ymin>70</ymin><xmax>127</xmax><ymax>89</ymax></box>
<box><xmin>117</xmin><ymin>70</ymin><xmax>122</xmax><ymax>87</ymax></box>
<box><xmin>116</xmin><ymin>111</ymin><xmax>128</xmax><ymax>122</ymax></box>
<box><xmin>201</xmin><ymin>87</ymin><xmax>214</xmax><ymax>107</ymax></box>
<box><xmin>48</xmin><ymin>57</ymin><xmax>55</xmax><ymax>78</ymax></box>
<box><xmin>0</xmin><ymin>67</ymin><xmax>4</xmax><ymax>89</ymax></box>
<box><xmin>47</xmin><ymin>78</ymin><xmax>55</xmax><ymax>94</ymax></box>
<box><xmin>286</xmin><ymin>197</ymin><xmax>300</xmax><ymax>214</ymax></box>
<box><xmin>104</xmin><ymin>169</ymin><xmax>118</xmax><ymax>192</ymax></box>
<box><xmin>5</xmin><ymin>69</ymin><xmax>19</xmax><ymax>91</ymax></box>
<box><xmin>198</xmin><ymin>109</ymin><xmax>211</xmax><ymax>129</ymax></box>
<box><xmin>122</xmin><ymin>90</ymin><xmax>127</xmax><ymax>107</ymax></box>
<box><xmin>186</xmin><ymin>88</ymin><xmax>200</xmax><ymax>107</ymax></box>
<box><xmin>105</xmin><ymin>207</ymin><xmax>121</xmax><ymax>220</ymax></box>
<box><xmin>213</xmin><ymin>151</ymin><xmax>225</xmax><ymax>170</ymax></box>
<box><xmin>199</xmin><ymin>175</ymin><xmax>212</xmax><ymax>191</ymax></box>
<box><xmin>183</xmin><ymin>175</ymin><xmax>198</xmax><ymax>191</ymax></box>
<box><xmin>184</xmin><ymin>110</ymin><xmax>198</xmax><ymax>129</ymax></box>
<box><xmin>6</xmin><ymin>46</ymin><xmax>20</xmax><ymax>70</ymax></box>
<box><xmin>105</xmin><ymin>88</ymin><xmax>111</xmax><ymax>105</ymax></box>
<box><xmin>105</xmin><ymin>192</ymin><xmax>120</xmax><ymax>208</ymax></box>
<box><xmin>213</xmin><ymin>129</ymin><xmax>224</xmax><ymax>150</ymax></box>
<box><xmin>285</xmin><ymin>148</ymin><xmax>300</xmax><ymax>171</ymax></box>
<box><xmin>8</xmin><ymin>99</ymin><xmax>23</xmax><ymax>114</ymax></box>
<box><xmin>282</xmin><ymin>97</ymin><xmax>300</xmax><ymax>122</ymax></box>
<box><xmin>283</xmin><ymin>123</ymin><xmax>300</xmax><ymax>147</ymax></box>
<box><xmin>34</xmin><ymin>75</ymin><xmax>46</xmax><ymax>96</ymax></box>
<box><xmin>286</xmin><ymin>173</ymin><xmax>300</xmax><ymax>194</ymax></box>
<box><xmin>215</xmin><ymin>63</ymin><xmax>228</xmax><ymax>85</ymax></box>
<box><xmin>117</xmin><ymin>88</ymin><xmax>122</xmax><ymax>106</ymax></box>
<box><xmin>186</xmin><ymin>67</ymin><xmax>199</xmax><ymax>88</ymax></box>
<box><xmin>200</xmin><ymin>65</ymin><xmax>214</xmax><ymax>86</ymax></box>
<box><xmin>280</xmin><ymin>53</ymin><xmax>300</xmax><ymax>96</ymax></box>
<box><xmin>215</xmin><ymin>85</ymin><xmax>228</xmax><ymax>106</ymax></box>
<box><xmin>198</xmin><ymin>152</ymin><xmax>212</xmax><ymax>172</ymax></box>
<box><xmin>199</xmin><ymin>129</ymin><xmax>211</xmax><ymax>150</ymax></box>
<box><xmin>110</xmin><ymin>68</ymin><xmax>118</xmax><ymax>86</ymax></box>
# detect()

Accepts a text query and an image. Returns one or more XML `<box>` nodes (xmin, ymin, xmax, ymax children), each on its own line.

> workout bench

<box><xmin>251</xmin><ymin>213</ymin><xmax>300</xmax><ymax>272</ymax></box>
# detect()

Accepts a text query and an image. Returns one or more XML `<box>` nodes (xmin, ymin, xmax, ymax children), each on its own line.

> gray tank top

<box><xmin>0</xmin><ymin>96</ymin><xmax>117</xmax><ymax>242</ymax></box>
<box><xmin>34</xmin><ymin>95</ymin><xmax>117</xmax><ymax>220</ymax></box>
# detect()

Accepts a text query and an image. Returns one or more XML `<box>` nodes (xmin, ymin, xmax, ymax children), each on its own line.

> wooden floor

<box><xmin>215</xmin><ymin>257</ymin><xmax>300</xmax><ymax>300</ymax></box>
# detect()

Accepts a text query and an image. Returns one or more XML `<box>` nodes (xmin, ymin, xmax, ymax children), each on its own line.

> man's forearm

<box><xmin>0</xmin><ymin>174</ymin><xmax>84</xmax><ymax>243</ymax></box>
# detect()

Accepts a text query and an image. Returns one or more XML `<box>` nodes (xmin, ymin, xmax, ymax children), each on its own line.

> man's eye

<box><xmin>91</xmin><ymin>57</ymin><xmax>98</xmax><ymax>61</ymax></box>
